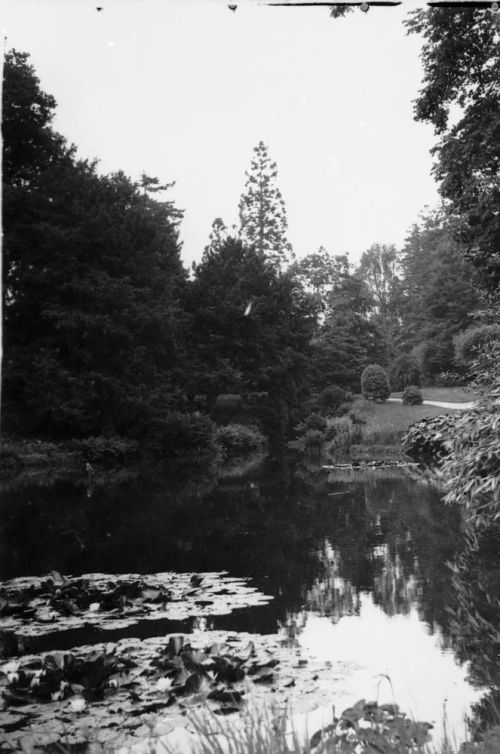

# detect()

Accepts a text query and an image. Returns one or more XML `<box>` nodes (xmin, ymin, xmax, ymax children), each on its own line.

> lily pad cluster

<box><xmin>0</xmin><ymin>630</ymin><xmax>357</xmax><ymax>751</ymax></box>
<box><xmin>0</xmin><ymin>570</ymin><xmax>272</xmax><ymax>641</ymax></box>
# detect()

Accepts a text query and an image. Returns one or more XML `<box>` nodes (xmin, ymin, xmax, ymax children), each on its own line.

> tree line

<box><xmin>2</xmin><ymin>16</ymin><xmax>498</xmax><ymax>457</ymax></box>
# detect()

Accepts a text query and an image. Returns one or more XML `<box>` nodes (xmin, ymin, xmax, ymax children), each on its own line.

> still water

<box><xmin>0</xmin><ymin>459</ymin><xmax>495</xmax><ymax>744</ymax></box>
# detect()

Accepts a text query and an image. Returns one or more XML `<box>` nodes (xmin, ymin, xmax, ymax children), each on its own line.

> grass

<box><xmin>390</xmin><ymin>387</ymin><xmax>479</xmax><ymax>403</ymax></box>
<box><xmin>350</xmin><ymin>397</ymin><xmax>466</xmax><ymax>449</ymax></box>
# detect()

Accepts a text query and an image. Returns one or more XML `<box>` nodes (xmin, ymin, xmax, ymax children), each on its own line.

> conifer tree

<box><xmin>238</xmin><ymin>141</ymin><xmax>294</xmax><ymax>270</ymax></box>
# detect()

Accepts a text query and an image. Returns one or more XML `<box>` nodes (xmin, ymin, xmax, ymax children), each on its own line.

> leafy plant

<box><xmin>402</xmin><ymin>414</ymin><xmax>458</xmax><ymax>460</ymax></box>
<box><xmin>402</xmin><ymin>385</ymin><xmax>423</xmax><ymax>406</ymax></box>
<box><xmin>144</xmin><ymin>411</ymin><xmax>218</xmax><ymax>458</ymax></box>
<box><xmin>361</xmin><ymin>364</ymin><xmax>390</xmax><ymax>402</ymax></box>
<box><xmin>295</xmin><ymin>412</ymin><xmax>328</xmax><ymax>434</ymax></box>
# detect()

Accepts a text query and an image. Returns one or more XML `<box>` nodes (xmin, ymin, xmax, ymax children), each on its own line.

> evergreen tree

<box><xmin>2</xmin><ymin>50</ymin><xmax>187</xmax><ymax>438</ymax></box>
<box><xmin>238</xmin><ymin>141</ymin><xmax>294</xmax><ymax>270</ymax></box>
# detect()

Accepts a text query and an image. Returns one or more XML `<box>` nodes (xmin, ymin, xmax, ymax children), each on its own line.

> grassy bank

<box><xmin>349</xmin><ymin>396</ymin><xmax>466</xmax><ymax>460</ymax></box>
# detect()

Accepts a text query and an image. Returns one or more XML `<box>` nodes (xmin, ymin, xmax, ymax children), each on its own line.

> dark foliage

<box><xmin>2</xmin><ymin>50</ymin><xmax>187</xmax><ymax>442</ymax></box>
<box><xmin>389</xmin><ymin>354</ymin><xmax>421</xmax><ymax>392</ymax></box>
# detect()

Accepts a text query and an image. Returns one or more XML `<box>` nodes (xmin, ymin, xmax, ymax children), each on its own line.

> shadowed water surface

<box><xmin>0</xmin><ymin>460</ymin><xmax>496</xmax><ymax>743</ymax></box>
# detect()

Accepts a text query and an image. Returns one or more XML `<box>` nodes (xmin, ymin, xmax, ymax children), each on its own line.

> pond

<box><xmin>0</xmin><ymin>458</ymin><xmax>496</xmax><ymax>750</ymax></box>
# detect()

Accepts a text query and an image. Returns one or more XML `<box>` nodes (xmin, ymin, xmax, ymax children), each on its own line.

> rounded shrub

<box><xmin>361</xmin><ymin>364</ymin><xmax>390</xmax><ymax>402</ymax></box>
<box><xmin>318</xmin><ymin>385</ymin><xmax>347</xmax><ymax>415</ymax></box>
<box><xmin>389</xmin><ymin>354</ymin><xmax>421</xmax><ymax>391</ymax></box>
<box><xmin>295</xmin><ymin>412</ymin><xmax>328</xmax><ymax>434</ymax></box>
<box><xmin>402</xmin><ymin>385</ymin><xmax>423</xmax><ymax>406</ymax></box>
<box><xmin>215</xmin><ymin>423</ymin><xmax>266</xmax><ymax>458</ymax></box>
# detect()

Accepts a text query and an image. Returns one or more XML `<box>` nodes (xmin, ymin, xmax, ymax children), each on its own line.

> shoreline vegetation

<box><xmin>0</xmin><ymin>388</ymin><xmax>476</xmax><ymax>482</ymax></box>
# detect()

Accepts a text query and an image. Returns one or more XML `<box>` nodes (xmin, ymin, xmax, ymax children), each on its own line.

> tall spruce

<box><xmin>238</xmin><ymin>141</ymin><xmax>294</xmax><ymax>270</ymax></box>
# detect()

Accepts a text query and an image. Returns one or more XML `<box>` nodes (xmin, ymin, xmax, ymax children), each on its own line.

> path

<box><xmin>388</xmin><ymin>397</ymin><xmax>476</xmax><ymax>410</ymax></box>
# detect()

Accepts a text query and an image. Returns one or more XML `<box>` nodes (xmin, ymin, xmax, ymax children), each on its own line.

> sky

<box><xmin>2</xmin><ymin>0</ymin><xmax>441</xmax><ymax>268</ymax></box>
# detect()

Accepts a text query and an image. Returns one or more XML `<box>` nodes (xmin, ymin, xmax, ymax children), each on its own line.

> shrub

<box><xmin>295</xmin><ymin>412</ymin><xmax>328</xmax><ymax>434</ymax></box>
<box><xmin>144</xmin><ymin>411</ymin><xmax>217</xmax><ymax>458</ymax></box>
<box><xmin>402</xmin><ymin>385</ymin><xmax>423</xmax><ymax>406</ymax></box>
<box><xmin>402</xmin><ymin>413</ymin><xmax>458</xmax><ymax>460</ymax></box>
<box><xmin>454</xmin><ymin>324</ymin><xmax>500</xmax><ymax>366</ymax></box>
<box><xmin>317</xmin><ymin>385</ymin><xmax>347</xmax><ymax>415</ymax></box>
<box><xmin>361</xmin><ymin>364</ymin><xmax>390</xmax><ymax>401</ymax></box>
<box><xmin>389</xmin><ymin>354</ymin><xmax>421</xmax><ymax>391</ymax></box>
<box><xmin>215</xmin><ymin>423</ymin><xmax>266</xmax><ymax>458</ymax></box>
<box><xmin>325</xmin><ymin>417</ymin><xmax>360</xmax><ymax>456</ymax></box>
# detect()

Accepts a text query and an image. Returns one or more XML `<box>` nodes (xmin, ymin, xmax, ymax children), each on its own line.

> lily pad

<box><xmin>0</xmin><ymin>571</ymin><xmax>273</xmax><ymax>645</ymax></box>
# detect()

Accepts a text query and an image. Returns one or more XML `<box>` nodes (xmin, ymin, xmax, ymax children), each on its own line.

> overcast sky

<box><xmin>3</xmin><ymin>0</ymin><xmax>440</xmax><ymax>268</ymax></box>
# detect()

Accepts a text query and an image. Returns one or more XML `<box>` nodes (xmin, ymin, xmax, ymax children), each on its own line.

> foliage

<box><xmin>440</xmin><ymin>384</ymin><xmax>500</xmax><ymax>529</ymax></box>
<box><xmin>184</xmin><ymin>698</ymin><xmax>433</xmax><ymax>754</ymax></box>
<box><xmin>187</xmin><ymin>238</ymin><xmax>317</xmax><ymax>439</ymax></box>
<box><xmin>317</xmin><ymin>385</ymin><xmax>347</xmax><ymax>415</ymax></box>
<box><xmin>294</xmin><ymin>412</ymin><xmax>328</xmax><ymax>434</ymax></box>
<box><xmin>454</xmin><ymin>325</ymin><xmax>500</xmax><ymax>368</ymax></box>
<box><xmin>402</xmin><ymin>414</ymin><xmax>457</xmax><ymax>461</ymax></box>
<box><xmin>2</xmin><ymin>50</ymin><xmax>187</xmax><ymax>441</ymax></box>
<box><xmin>311</xmin><ymin>273</ymin><xmax>384</xmax><ymax>392</ymax></box>
<box><xmin>400</xmin><ymin>210</ymin><xmax>480</xmax><ymax>355</ymax></box>
<box><xmin>406</xmin><ymin>8</ymin><xmax>500</xmax><ymax>293</ymax></box>
<box><xmin>144</xmin><ymin>412</ymin><xmax>217</xmax><ymax>459</ymax></box>
<box><xmin>215</xmin><ymin>424</ymin><xmax>266</xmax><ymax>458</ymax></box>
<box><xmin>402</xmin><ymin>385</ymin><xmax>423</xmax><ymax>406</ymax></box>
<box><xmin>289</xmin><ymin>248</ymin><xmax>348</xmax><ymax>320</ymax></box>
<box><xmin>357</xmin><ymin>243</ymin><xmax>403</xmax><ymax>361</ymax></box>
<box><xmin>70</xmin><ymin>436</ymin><xmax>139</xmax><ymax>466</ymax></box>
<box><xmin>238</xmin><ymin>141</ymin><xmax>294</xmax><ymax>271</ymax></box>
<box><xmin>361</xmin><ymin>364</ymin><xmax>391</xmax><ymax>401</ymax></box>
<box><xmin>325</xmin><ymin>417</ymin><xmax>361</xmax><ymax>456</ymax></box>
<box><xmin>421</xmin><ymin>334</ymin><xmax>457</xmax><ymax>384</ymax></box>
<box><xmin>389</xmin><ymin>354</ymin><xmax>421</xmax><ymax>391</ymax></box>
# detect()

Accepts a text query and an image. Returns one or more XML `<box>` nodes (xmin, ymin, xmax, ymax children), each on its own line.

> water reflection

<box><xmin>1</xmin><ymin>460</ymin><xmax>496</xmax><ymax>741</ymax></box>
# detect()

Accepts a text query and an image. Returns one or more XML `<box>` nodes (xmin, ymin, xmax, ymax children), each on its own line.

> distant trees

<box><xmin>238</xmin><ymin>141</ymin><xmax>294</xmax><ymax>270</ymax></box>
<box><xmin>357</xmin><ymin>244</ymin><xmax>403</xmax><ymax>361</ymax></box>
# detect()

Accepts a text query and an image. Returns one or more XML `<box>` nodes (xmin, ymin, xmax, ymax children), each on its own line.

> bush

<box><xmin>215</xmin><ymin>423</ymin><xmax>266</xmax><ymax>458</ymax></box>
<box><xmin>317</xmin><ymin>385</ymin><xmax>347</xmax><ymax>415</ymax></box>
<box><xmin>361</xmin><ymin>364</ymin><xmax>390</xmax><ymax>401</ymax></box>
<box><xmin>454</xmin><ymin>325</ymin><xmax>500</xmax><ymax>367</ymax></box>
<box><xmin>295</xmin><ymin>412</ymin><xmax>328</xmax><ymax>434</ymax></box>
<box><xmin>402</xmin><ymin>413</ymin><xmax>458</xmax><ymax>460</ymax></box>
<box><xmin>389</xmin><ymin>354</ymin><xmax>421</xmax><ymax>391</ymax></box>
<box><xmin>325</xmin><ymin>417</ymin><xmax>360</xmax><ymax>456</ymax></box>
<box><xmin>144</xmin><ymin>411</ymin><xmax>217</xmax><ymax>458</ymax></box>
<box><xmin>402</xmin><ymin>385</ymin><xmax>423</xmax><ymax>406</ymax></box>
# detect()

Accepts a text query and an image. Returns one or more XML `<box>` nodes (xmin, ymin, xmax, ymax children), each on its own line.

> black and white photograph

<box><xmin>1</xmin><ymin>0</ymin><xmax>500</xmax><ymax>751</ymax></box>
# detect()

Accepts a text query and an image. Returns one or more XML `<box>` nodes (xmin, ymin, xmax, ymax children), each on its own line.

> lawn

<box><xmin>351</xmin><ymin>396</ymin><xmax>465</xmax><ymax>449</ymax></box>
<box><xmin>390</xmin><ymin>386</ymin><xmax>479</xmax><ymax>403</ymax></box>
